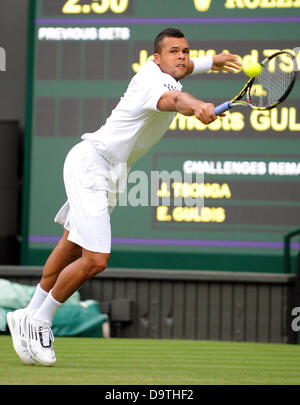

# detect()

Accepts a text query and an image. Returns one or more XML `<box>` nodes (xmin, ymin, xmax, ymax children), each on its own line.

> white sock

<box><xmin>32</xmin><ymin>290</ymin><xmax>63</xmax><ymax>324</ymax></box>
<box><xmin>26</xmin><ymin>283</ymin><xmax>49</xmax><ymax>312</ymax></box>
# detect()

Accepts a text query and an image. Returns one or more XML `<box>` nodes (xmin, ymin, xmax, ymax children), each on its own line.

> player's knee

<box><xmin>81</xmin><ymin>252</ymin><xmax>110</xmax><ymax>278</ymax></box>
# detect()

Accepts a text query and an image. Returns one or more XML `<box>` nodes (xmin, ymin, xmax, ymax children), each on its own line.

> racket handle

<box><xmin>214</xmin><ymin>101</ymin><xmax>232</xmax><ymax>115</ymax></box>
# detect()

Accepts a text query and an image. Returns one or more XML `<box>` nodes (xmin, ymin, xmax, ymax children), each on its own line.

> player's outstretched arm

<box><xmin>157</xmin><ymin>90</ymin><xmax>217</xmax><ymax>125</ymax></box>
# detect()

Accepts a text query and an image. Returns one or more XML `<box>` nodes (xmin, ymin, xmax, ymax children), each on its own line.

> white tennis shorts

<box><xmin>54</xmin><ymin>140</ymin><xmax>113</xmax><ymax>253</ymax></box>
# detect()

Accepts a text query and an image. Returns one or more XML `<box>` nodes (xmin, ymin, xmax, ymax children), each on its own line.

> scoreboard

<box><xmin>22</xmin><ymin>0</ymin><xmax>300</xmax><ymax>272</ymax></box>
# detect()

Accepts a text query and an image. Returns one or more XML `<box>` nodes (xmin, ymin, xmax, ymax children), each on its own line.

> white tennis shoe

<box><xmin>6</xmin><ymin>309</ymin><xmax>35</xmax><ymax>365</ymax></box>
<box><xmin>23</xmin><ymin>313</ymin><xmax>56</xmax><ymax>366</ymax></box>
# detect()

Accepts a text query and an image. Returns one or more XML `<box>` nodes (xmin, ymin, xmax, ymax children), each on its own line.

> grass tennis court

<box><xmin>1</xmin><ymin>336</ymin><xmax>300</xmax><ymax>385</ymax></box>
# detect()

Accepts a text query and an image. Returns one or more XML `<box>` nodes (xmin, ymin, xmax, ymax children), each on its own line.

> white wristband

<box><xmin>190</xmin><ymin>56</ymin><xmax>213</xmax><ymax>75</ymax></box>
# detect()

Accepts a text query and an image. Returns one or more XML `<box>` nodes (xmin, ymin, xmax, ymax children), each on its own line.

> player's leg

<box><xmin>26</xmin><ymin>229</ymin><xmax>82</xmax><ymax>311</ymax></box>
<box><xmin>39</xmin><ymin>229</ymin><xmax>82</xmax><ymax>293</ymax></box>
<box><xmin>6</xmin><ymin>230</ymin><xmax>82</xmax><ymax>365</ymax></box>
<box><xmin>23</xmin><ymin>249</ymin><xmax>109</xmax><ymax>366</ymax></box>
<box><xmin>24</xmin><ymin>210</ymin><xmax>111</xmax><ymax>366</ymax></box>
<box><xmin>23</xmin><ymin>140</ymin><xmax>112</xmax><ymax>366</ymax></box>
<box><xmin>50</xmin><ymin>249</ymin><xmax>110</xmax><ymax>303</ymax></box>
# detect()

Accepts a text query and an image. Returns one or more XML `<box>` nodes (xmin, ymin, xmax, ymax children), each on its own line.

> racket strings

<box><xmin>250</xmin><ymin>54</ymin><xmax>295</xmax><ymax>108</ymax></box>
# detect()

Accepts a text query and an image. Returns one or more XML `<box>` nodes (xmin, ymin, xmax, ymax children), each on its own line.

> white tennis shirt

<box><xmin>81</xmin><ymin>58</ymin><xmax>182</xmax><ymax>168</ymax></box>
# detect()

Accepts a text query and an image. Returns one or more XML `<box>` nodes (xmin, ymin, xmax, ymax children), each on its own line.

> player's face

<box><xmin>154</xmin><ymin>36</ymin><xmax>190</xmax><ymax>80</ymax></box>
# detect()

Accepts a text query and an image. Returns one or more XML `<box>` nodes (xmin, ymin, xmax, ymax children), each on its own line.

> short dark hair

<box><xmin>154</xmin><ymin>28</ymin><xmax>185</xmax><ymax>54</ymax></box>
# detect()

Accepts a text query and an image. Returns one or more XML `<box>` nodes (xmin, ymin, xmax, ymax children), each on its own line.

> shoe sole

<box><xmin>6</xmin><ymin>312</ymin><xmax>35</xmax><ymax>365</ymax></box>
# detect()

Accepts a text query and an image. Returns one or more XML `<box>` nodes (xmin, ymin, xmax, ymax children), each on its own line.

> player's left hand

<box><xmin>212</xmin><ymin>53</ymin><xmax>242</xmax><ymax>73</ymax></box>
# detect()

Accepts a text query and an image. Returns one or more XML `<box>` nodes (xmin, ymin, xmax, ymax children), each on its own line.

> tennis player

<box><xmin>7</xmin><ymin>28</ymin><xmax>241</xmax><ymax>366</ymax></box>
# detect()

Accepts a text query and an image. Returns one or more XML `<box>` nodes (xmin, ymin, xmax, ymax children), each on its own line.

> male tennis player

<box><xmin>7</xmin><ymin>28</ymin><xmax>240</xmax><ymax>366</ymax></box>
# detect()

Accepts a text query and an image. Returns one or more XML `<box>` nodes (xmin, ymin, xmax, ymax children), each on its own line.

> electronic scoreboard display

<box><xmin>22</xmin><ymin>0</ymin><xmax>300</xmax><ymax>272</ymax></box>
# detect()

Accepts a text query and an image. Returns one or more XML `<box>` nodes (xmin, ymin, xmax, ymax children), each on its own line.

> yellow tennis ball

<box><xmin>242</xmin><ymin>61</ymin><xmax>263</xmax><ymax>77</ymax></box>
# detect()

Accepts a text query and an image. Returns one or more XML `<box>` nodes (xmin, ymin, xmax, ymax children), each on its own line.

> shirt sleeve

<box><xmin>141</xmin><ymin>81</ymin><xmax>171</xmax><ymax>111</ymax></box>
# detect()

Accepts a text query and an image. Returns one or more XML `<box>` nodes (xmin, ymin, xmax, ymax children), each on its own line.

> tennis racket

<box><xmin>214</xmin><ymin>50</ymin><xmax>297</xmax><ymax>115</ymax></box>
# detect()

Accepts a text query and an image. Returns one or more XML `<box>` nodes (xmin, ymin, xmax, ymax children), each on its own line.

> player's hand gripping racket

<box><xmin>214</xmin><ymin>50</ymin><xmax>297</xmax><ymax>115</ymax></box>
